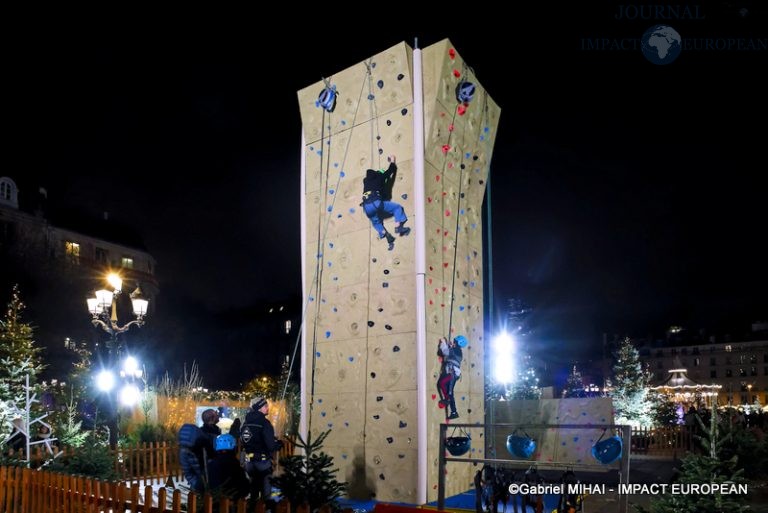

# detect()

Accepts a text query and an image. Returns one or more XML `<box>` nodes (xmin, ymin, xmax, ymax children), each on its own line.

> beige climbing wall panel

<box><xmin>298</xmin><ymin>39</ymin><xmax>500</xmax><ymax>503</ymax></box>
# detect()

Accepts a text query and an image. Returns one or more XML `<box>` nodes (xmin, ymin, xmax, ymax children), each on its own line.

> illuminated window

<box><xmin>121</xmin><ymin>257</ymin><xmax>134</xmax><ymax>269</ymax></box>
<box><xmin>284</xmin><ymin>320</ymin><xmax>292</xmax><ymax>334</ymax></box>
<box><xmin>65</xmin><ymin>241</ymin><xmax>80</xmax><ymax>264</ymax></box>
<box><xmin>725</xmin><ymin>345</ymin><xmax>732</xmax><ymax>352</ymax></box>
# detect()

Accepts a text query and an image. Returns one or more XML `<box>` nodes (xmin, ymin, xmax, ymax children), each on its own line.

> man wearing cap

<box><xmin>239</xmin><ymin>397</ymin><xmax>283</xmax><ymax>506</ymax></box>
<box><xmin>361</xmin><ymin>155</ymin><xmax>411</xmax><ymax>251</ymax></box>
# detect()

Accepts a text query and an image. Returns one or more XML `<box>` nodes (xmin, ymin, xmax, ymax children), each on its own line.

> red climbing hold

<box><xmin>457</xmin><ymin>104</ymin><xmax>467</xmax><ymax>116</ymax></box>
<box><xmin>453</xmin><ymin>69</ymin><xmax>461</xmax><ymax>78</ymax></box>
<box><xmin>427</xmin><ymin>197</ymin><xmax>432</xmax><ymax>203</ymax></box>
<box><xmin>447</xmin><ymin>163</ymin><xmax>453</xmax><ymax>169</ymax></box>
<box><xmin>448</xmin><ymin>48</ymin><xmax>456</xmax><ymax>59</ymax></box>
<box><xmin>443</xmin><ymin>262</ymin><xmax>449</xmax><ymax>268</ymax></box>
<box><xmin>445</xmin><ymin>210</ymin><xmax>451</xmax><ymax>216</ymax></box>
<box><xmin>448</xmin><ymin>123</ymin><xmax>454</xmax><ymax>132</ymax></box>
<box><xmin>435</xmin><ymin>175</ymin><xmax>440</xmax><ymax>182</ymax></box>
<box><xmin>441</xmin><ymin>144</ymin><xmax>451</xmax><ymax>154</ymax></box>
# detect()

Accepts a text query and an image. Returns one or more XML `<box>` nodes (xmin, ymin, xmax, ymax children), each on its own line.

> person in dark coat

<box><xmin>362</xmin><ymin>155</ymin><xmax>410</xmax><ymax>250</ymax></box>
<box><xmin>239</xmin><ymin>397</ymin><xmax>283</xmax><ymax>506</ymax></box>
<box><xmin>207</xmin><ymin>434</ymin><xmax>249</xmax><ymax>500</ymax></box>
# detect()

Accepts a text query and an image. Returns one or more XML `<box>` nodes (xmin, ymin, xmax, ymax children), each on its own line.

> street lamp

<box><xmin>86</xmin><ymin>273</ymin><xmax>149</xmax><ymax>446</ymax></box>
<box><xmin>86</xmin><ymin>273</ymin><xmax>149</xmax><ymax>356</ymax></box>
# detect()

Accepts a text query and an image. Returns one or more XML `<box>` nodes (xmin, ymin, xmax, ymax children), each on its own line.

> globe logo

<box><xmin>641</xmin><ymin>25</ymin><xmax>682</xmax><ymax>65</ymax></box>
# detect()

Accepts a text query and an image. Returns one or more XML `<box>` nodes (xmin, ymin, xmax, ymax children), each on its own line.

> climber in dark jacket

<box><xmin>362</xmin><ymin>155</ymin><xmax>410</xmax><ymax>250</ymax></box>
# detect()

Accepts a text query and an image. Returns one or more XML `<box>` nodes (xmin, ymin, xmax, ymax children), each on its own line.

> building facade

<box><xmin>637</xmin><ymin>326</ymin><xmax>768</xmax><ymax>407</ymax></box>
<box><xmin>0</xmin><ymin>176</ymin><xmax>158</xmax><ymax>373</ymax></box>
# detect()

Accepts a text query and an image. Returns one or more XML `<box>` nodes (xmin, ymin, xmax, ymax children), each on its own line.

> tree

<box><xmin>639</xmin><ymin>412</ymin><xmax>749</xmax><ymax>513</ymax></box>
<box><xmin>0</xmin><ymin>285</ymin><xmax>46</xmax><ymax>406</ymax></box>
<box><xmin>611</xmin><ymin>338</ymin><xmax>652</xmax><ymax>427</ymax></box>
<box><xmin>509</xmin><ymin>356</ymin><xmax>541</xmax><ymax>400</ymax></box>
<box><xmin>562</xmin><ymin>365</ymin><xmax>585</xmax><ymax>398</ymax></box>
<box><xmin>648</xmin><ymin>390</ymin><xmax>678</xmax><ymax>427</ymax></box>
<box><xmin>273</xmin><ymin>430</ymin><xmax>347</xmax><ymax>512</ymax></box>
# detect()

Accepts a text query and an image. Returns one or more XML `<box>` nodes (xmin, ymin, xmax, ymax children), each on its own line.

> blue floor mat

<box><xmin>338</xmin><ymin>490</ymin><xmax>561</xmax><ymax>512</ymax></box>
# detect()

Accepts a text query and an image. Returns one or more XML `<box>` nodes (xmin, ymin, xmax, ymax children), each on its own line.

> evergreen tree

<box><xmin>563</xmin><ymin>365</ymin><xmax>585</xmax><ymax>398</ymax></box>
<box><xmin>639</xmin><ymin>413</ymin><xmax>749</xmax><ymax>513</ymax></box>
<box><xmin>273</xmin><ymin>430</ymin><xmax>347</xmax><ymax>512</ymax></box>
<box><xmin>0</xmin><ymin>285</ymin><xmax>46</xmax><ymax>406</ymax></box>
<box><xmin>510</xmin><ymin>356</ymin><xmax>541</xmax><ymax>400</ymax></box>
<box><xmin>611</xmin><ymin>338</ymin><xmax>652</xmax><ymax>426</ymax></box>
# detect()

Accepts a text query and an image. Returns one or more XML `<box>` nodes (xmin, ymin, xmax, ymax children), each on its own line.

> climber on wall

<box><xmin>437</xmin><ymin>335</ymin><xmax>467</xmax><ymax>419</ymax></box>
<box><xmin>361</xmin><ymin>155</ymin><xmax>410</xmax><ymax>251</ymax></box>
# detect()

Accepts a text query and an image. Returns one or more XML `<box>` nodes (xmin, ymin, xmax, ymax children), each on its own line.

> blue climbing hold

<box><xmin>349</xmin><ymin>207</ymin><xmax>355</xmax><ymax>214</ymax></box>
<box><xmin>348</xmin><ymin>356</ymin><xmax>354</xmax><ymax>362</ymax></box>
<box><xmin>377</xmin><ymin>80</ymin><xmax>384</xmax><ymax>89</ymax></box>
<box><xmin>459</xmin><ymin>306</ymin><xmax>465</xmax><ymax>311</ymax></box>
<box><xmin>327</xmin><ymin>206</ymin><xmax>333</xmax><ymax>212</ymax></box>
<box><xmin>329</xmin><ymin>189</ymin><xmax>335</xmax><ymax>195</ymax></box>
<box><xmin>401</xmin><ymin>193</ymin><xmax>408</xmax><ymax>200</ymax></box>
<box><xmin>325</xmin><ymin>331</ymin><xmax>331</xmax><ymax>338</ymax></box>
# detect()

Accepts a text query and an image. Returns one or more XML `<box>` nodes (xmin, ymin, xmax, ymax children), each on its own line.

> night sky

<box><xmin>7</xmin><ymin>6</ymin><xmax>767</xmax><ymax>388</ymax></box>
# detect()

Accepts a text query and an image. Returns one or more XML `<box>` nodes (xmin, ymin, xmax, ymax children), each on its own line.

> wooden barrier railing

<box><xmin>0</xmin><ymin>465</ymin><xmax>340</xmax><ymax>513</ymax></box>
<box><xmin>630</xmin><ymin>425</ymin><xmax>695</xmax><ymax>457</ymax></box>
<box><xmin>3</xmin><ymin>435</ymin><xmax>296</xmax><ymax>481</ymax></box>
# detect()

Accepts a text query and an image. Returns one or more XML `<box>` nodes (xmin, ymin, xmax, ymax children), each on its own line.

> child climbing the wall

<box><xmin>437</xmin><ymin>335</ymin><xmax>467</xmax><ymax>419</ymax></box>
<box><xmin>362</xmin><ymin>155</ymin><xmax>410</xmax><ymax>251</ymax></box>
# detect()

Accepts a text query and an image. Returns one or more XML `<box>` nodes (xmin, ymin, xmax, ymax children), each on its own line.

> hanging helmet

<box><xmin>455</xmin><ymin>81</ymin><xmax>476</xmax><ymax>103</ymax></box>
<box><xmin>506</xmin><ymin>434</ymin><xmax>536</xmax><ymax>459</ymax></box>
<box><xmin>592</xmin><ymin>435</ymin><xmax>622</xmax><ymax>465</ymax></box>
<box><xmin>317</xmin><ymin>85</ymin><xmax>337</xmax><ymax>112</ymax></box>
<box><xmin>215</xmin><ymin>433</ymin><xmax>237</xmax><ymax>452</ymax></box>
<box><xmin>454</xmin><ymin>335</ymin><xmax>468</xmax><ymax>348</ymax></box>
<box><xmin>445</xmin><ymin>435</ymin><xmax>471</xmax><ymax>456</ymax></box>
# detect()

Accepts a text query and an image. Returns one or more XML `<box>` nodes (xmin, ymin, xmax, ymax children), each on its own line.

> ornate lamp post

<box><xmin>86</xmin><ymin>273</ymin><xmax>149</xmax><ymax>357</ymax></box>
<box><xmin>86</xmin><ymin>273</ymin><xmax>149</xmax><ymax>446</ymax></box>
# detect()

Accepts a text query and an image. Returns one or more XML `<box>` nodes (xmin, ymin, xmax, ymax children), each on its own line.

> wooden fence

<box><xmin>1</xmin><ymin>465</ymin><xmax>343</xmax><ymax>513</ymax></box>
<box><xmin>4</xmin><ymin>436</ymin><xmax>296</xmax><ymax>478</ymax></box>
<box><xmin>631</xmin><ymin>425</ymin><xmax>695</xmax><ymax>458</ymax></box>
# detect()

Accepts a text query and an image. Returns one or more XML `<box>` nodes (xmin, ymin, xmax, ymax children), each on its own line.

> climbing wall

<box><xmin>297</xmin><ymin>39</ymin><xmax>500</xmax><ymax>503</ymax></box>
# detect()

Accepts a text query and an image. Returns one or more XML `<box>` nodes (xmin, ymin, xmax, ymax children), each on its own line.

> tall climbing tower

<box><xmin>297</xmin><ymin>39</ymin><xmax>500</xmax><ymax>503</ymax></box>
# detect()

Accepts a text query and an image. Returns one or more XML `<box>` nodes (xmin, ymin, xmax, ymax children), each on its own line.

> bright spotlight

<box><xmin>492</xmin><ymin>331</ymin><xmax>516</xmax><ymax>383</ymax></box>
<box><xmin>96</xmin><ymin>370</ymin><xmax>115</xmax><ymax>392</ymax></box>
<box><xmin>119</xmin><ymin>384</ymin><xmax>141</xmax><ymax>407</ymax></box>
<box><xmin>123</xmin><ymin>356</ymin><xmax>140</xmax><ymax>376</ymax></box>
